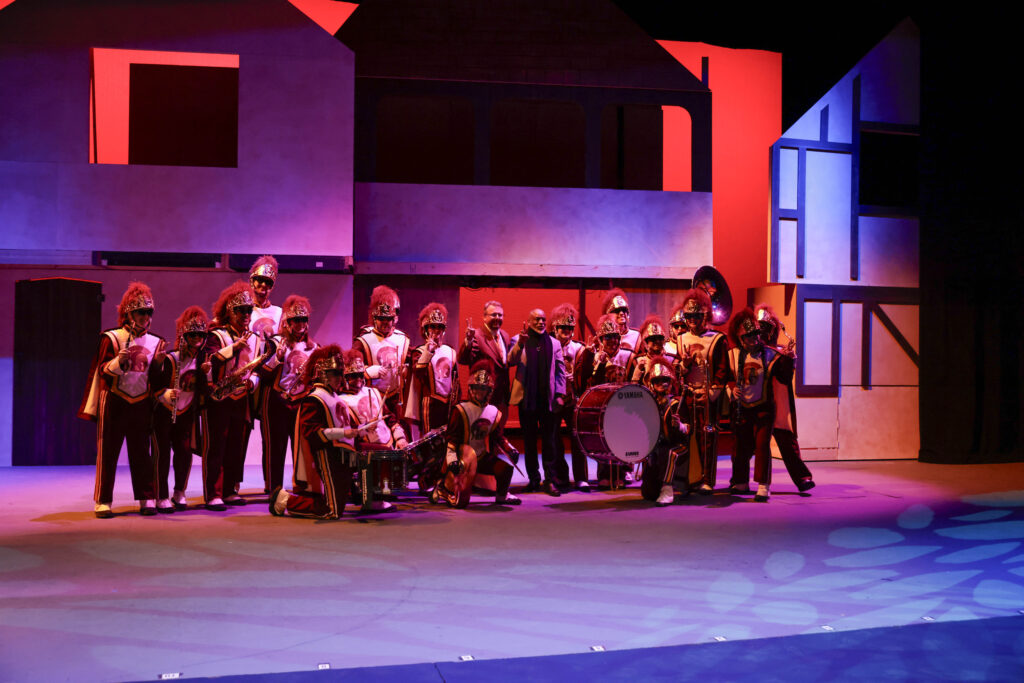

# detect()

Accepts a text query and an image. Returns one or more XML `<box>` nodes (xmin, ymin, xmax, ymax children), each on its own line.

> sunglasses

<box><xmin>233</xmin><ymin>305</ymin><xmax>254</xmax><ymax>315</ymax></box>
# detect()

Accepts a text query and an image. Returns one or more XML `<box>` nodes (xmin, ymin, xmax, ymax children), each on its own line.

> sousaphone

<box><xmin>692</xmin><ymin>265</ymin><xmax>733</xmax><ymax>326</ymax></box>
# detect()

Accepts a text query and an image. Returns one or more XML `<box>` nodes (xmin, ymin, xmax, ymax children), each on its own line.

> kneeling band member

<box><xmin>270</xmin><ymin>345</ymin><xmax>355</xmax><ymax>519</ymax></box>
<box><xmin>639</xmin><ymin>357</ymin><xmax>690</xmax><ymax>506</ymax></box>
<box><xmin>337</xmin><ymin>348</ymin><xmax>407</xmax><ymax>511</ymax></box>
<box><xmin>432</xmin><ymin>360</ymin><xmax>521</xmax><ymax>508</ymax></box>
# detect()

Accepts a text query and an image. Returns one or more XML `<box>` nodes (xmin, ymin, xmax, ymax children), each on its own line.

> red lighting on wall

<box><xmin>287</xmin><ymin>0</ymin><xmax>358</xmax><ymax>35</ymax></box>
<box><xmin>659</xmin><ymin>41</ymin><xmax>781</xmax><ymax>302</ymax></box>
<box><xmin>89</xmin><ymin>48</ymin><xmax>239</xmax><ymax>164</ymax></box>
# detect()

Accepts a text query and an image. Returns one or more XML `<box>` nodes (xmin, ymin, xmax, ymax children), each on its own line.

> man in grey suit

<box><xmin>509</xmin><ymin>309</ymin><xmax>567</xmax><ymax>496</ymax></box>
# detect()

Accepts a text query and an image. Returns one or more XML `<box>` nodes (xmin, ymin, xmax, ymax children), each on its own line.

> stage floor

<box><xmin>2</xmin><ymin>458</ymin><xmax>1024</xmax><ymax>681</ymax></box>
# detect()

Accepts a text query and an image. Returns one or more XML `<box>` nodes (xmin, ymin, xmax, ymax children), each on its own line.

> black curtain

<box><xmin>918</xmin><ymin>11</ymin><xmax>1024</xmax><ymax>463</ymax></box>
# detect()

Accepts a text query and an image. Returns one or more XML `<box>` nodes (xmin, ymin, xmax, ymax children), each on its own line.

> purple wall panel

<box><xmin>0</xmin><ymin>1</ymin><xmax>355</xmax><ymax>257</ymax></box>
<box><xmin>354</xmin><ymin>182</ymin><xmax>712</xmax><ymax>277</ymax></box>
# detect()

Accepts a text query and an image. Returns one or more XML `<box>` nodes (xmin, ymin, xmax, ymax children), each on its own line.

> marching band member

<box><xmin>458</xmin><ymin>300</ymin><xmax>514</xmax><ymax>431</ymax></box>
<box><xmin>639</xmin><ymin>357</ymin><xmax>690</xmax><ymax>506</ymax></box>
<box><xmin>248</xmin><ymin>255</ymin><xmax>283</xmax><ymax>338</ymax></box>
<box><xmin>676</xmin><ymin>288</ymin><xmax>728</xmax><ymax>494</ymax></box>
<box><xmin>431</xmin><ymin>360</ymin><xmax>521</xmax><ymax>508</ymax></box>
<box><xmin>406</xmin><ymin>302</ymin><xmax>458</xmax><ymax>435</ymax></box>
<box><xmin>202</xmin><ymin>281</ymin><xmax>261</xmax><ymax>511</ymax></box>
<box><xmin>151</xmin><ymin>305</ymin><xmax>209</xmax><ymax>512</ymax></box>
<box><xmin>573</xmin><ymin>314</ymin><xmax>634</xmax><ymax>392</ymax></box>
<box><xmin>79</xmin><ymin>282</ymin><xmax>164</xmax><ymax>518</ymax></box>
<box><xmin>755</xmin><ymin>304</ymin><xmax>815</xmax><ymax>493</ymax></box>
<box><xmin>355</xmin><ymin>286</ymin><xmax>410</xmax><ymax>419</ymax></box>
<box><xmin>551</xmin><ymin>303</ymin><xmax>589</xmax><ymax>491</ymax></box>
<box><xmin>508</xmin><ymin>309</ymin><xmax>567</xmax><ymax>496</ymax></box>
<box><xmin>727</xmin><ymin>307</ymin><xmax>790</xmax><ymax>502</ymax></box>
<box><xmin>666</xmin><ymin>306</ymin><xmax>685</xmax><ymax>359</ymax></box>
<box><xmin>248</xmin><ymin>255</ymin><xmax>282</xmax><ymax>490</ymax></box>
<box><xmin>259</xmin><ymin>295</ymin><xmax>318</xmax><ymax>494</ymax></box>
<box><xmin>601</xmin><ymin>288</ymin><xmax>641</xmax><ymax>356</ymax></box>
<box><xmin>269</xmin><ymin>345</ymin><xmax>356</xmax><ymax>519</ymax></box>
<box><xmin>574</xmin><ymin>314</ymin><xmax>635</xmax><ymax>488</ymax></box>
<box><xmin>357</xmin><ymin>285</ymin><xmax>401</xmax><ymax>336</ymax></box>
<box><xmin>337</xmin><ymin>348</ymin><xmax>408</xmax><ymax>511</ymax></box>
<box><xmin>628</xmin><ymin>315</ymin><xmax>677</xmax><ymax>384</ymax></box>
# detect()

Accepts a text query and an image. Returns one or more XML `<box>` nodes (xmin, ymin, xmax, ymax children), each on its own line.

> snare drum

<box><xmin>404</xmin><ymin>428</ymin><xmax>446</xmax><ymax>465</ymax></box>
<box><xmin>362</xmin><ymin>450</ymin><xmax>407</xmax><ymax>496</ymax></box>
<box><xmin>574</xmin><ymin>383</ymin><xmax>660</xmax><ymax>464</ymax></box>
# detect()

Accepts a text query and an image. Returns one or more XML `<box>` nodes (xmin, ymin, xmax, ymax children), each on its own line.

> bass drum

<box><xmin>573</xmin><ymin>383</ymin><xmax>660</xmax><ymax>464</ymax></box>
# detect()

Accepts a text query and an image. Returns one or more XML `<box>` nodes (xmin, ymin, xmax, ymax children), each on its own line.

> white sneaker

<box><xmin>270</xmin><ymin>488</ymin><xmax>290</xmax><ymax>516</ymax></box>
<box><xmin>699</xmin><ymin>483</ymin><xmax>714</xmax><ymax>495</ymax></box>
<box><xmin>656</xmin><ymin>485</ymin><xmax>675</xmax><ymax>506</ymax></box>
<box><xmin>755</xmin><ymin>484</ymin><xmax>770</xmax><ymax>502</ymax></box>
<box><xmin>139</xmin><ymin>499</ymin><xmax>157</xmax><ymax>516</ymax></box>
<box><xmin>368</xmin><ymin>500</ymin><xmax>394</xmax><ymax>511</ymax></box>
<box><xmin>659</xmin><ymin>485</ymin><xmax>675</xmax><ymax>507</ymax></box>
<box><xmin>172</xmin><ymin>490</ymin><xmax>188</xmax><ymax>510</ymax></box>
<box><xmin>94</xmin><ymin>503</ymin><xmax>113</xmax><ymax>519</ymax></box>
<box><xmin>156</xmin><ymin>499</ymin><xmax>174</xmax><ymax>513</ymax></box>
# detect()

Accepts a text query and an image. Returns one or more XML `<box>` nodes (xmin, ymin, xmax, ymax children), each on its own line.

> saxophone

<box><xmin>211</xmin><ymin>334</ymin><xmax>277</xmax><ymax>401</ymax></box>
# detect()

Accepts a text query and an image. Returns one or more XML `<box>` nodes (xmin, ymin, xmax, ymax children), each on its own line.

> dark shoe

<box><xmin>224</xmin><ymin>495</ymin><xmax>247</xmax><ymax>507</ymax></box>
<box><xmin>139</xmin><ymin>500</ymin><xmax>157</xmax><ymax>516</ymax></box>
<box><xmin>576</xmin><ymin>481</ymin><xmax>591</xmax><ymax>492</ymax></box>
<box><xmin>495</xmin><ymin>493</ymin><xmax>522</xmax><ymax>506</ymax></box>
<box><xmin>205</xmin><ymin>498</ymin><xmax>228</xmax><ymax>512</ymax></box>
<box><xmin>171</xmin><ymin>491</ymin><xmax>188</xmax><ymax>511</ymax></box>
<box><xmin>543</xmin><ymin>481</ymin><xmax>561</xmax><ymax>497</ymax></box>
<box><xmin>754</xmin><ymin>484</ymin><xmax>770</xmax><ymax>502</ymax></box>
<box><xmin>523</xmin><ymin>480</ymin><xmax>541</xmax><ymax>493</ymax></box>
<box><xmin>156</xmin><ymin>499</ymin><xmax>175</xmax><ymax>514</ymax></box>
<box><xmin>797</xmin><ymin>478</ymin><xmax>816</xmax><ymax>493</ymax></box>
<box><xmin>698</xmin><ymin>483</ymin><xmax>714</xmax><ymax>495</ymax></box>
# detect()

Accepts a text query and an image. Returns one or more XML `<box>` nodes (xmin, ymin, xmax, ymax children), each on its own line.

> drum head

<box><xmin>601</xmin><ymin>385</ymin><xmax>660</xmax><ymax>463</ymax></box>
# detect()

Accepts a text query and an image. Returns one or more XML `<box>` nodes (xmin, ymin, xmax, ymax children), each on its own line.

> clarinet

<box><xmin>170</xmin><ymin>350</ymin><xmax>180</xmax><ymax>424</ymax></box>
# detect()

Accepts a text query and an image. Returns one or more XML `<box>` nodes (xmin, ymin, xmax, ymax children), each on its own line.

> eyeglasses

<box><xmin>233</xmin><ymin>305</ymin><xmax>254</xmax><ymax>315</ymax></box>
<box><xmin>683</xmin><ymin>312</ymin><xmax>704</xmax><ymax>321</ymax></box>
<box><xmin>555</xmin><ymin>325</ymin><xmax>574</xmax><ymax>332</ymax></box>
<box><xmin>289</xmin><ymin>317</ymin><xmax>309</xmax><ymax>324</ymax></box>
<box><xmin>134</xmin><ymin>308</ymin><xmax>154</xmax><ymax>316</ymax></box>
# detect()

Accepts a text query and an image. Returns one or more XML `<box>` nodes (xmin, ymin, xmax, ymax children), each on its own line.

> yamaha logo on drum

<box><xmin>626</xmin><ymin>451</ymin><xmax>639</xmax><ymax>457</ymax></box>
<box><xmin>617</xmin><ymin>390</ymin><xmax>642</xmax><ymax>399</ymax></box>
